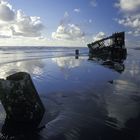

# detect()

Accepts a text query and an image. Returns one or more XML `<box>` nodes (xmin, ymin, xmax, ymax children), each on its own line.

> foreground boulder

<box><xmin>0</xmin><ymin>72</ymin><xmax>45</xmax><ymax>128</ymax></box>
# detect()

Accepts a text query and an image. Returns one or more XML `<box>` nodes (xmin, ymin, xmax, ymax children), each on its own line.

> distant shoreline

<box><xmin>133</xmin><ymin>47</ymin><xmax>140</xmax><ymax>50</ymax></box>
<box><xmin>0</xmin><ymin>46</ymin><xmax>86</xmax><ymax>48</ymax></box>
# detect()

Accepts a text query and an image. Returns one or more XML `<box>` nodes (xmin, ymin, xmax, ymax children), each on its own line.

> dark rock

<box><xmin>0</xmin><ymin>72</ymin><xmax>45</xmax><ymax>127</ymax></box>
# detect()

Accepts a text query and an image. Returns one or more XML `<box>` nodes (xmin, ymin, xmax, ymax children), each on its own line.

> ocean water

<box><xmin>0</xmin><ymin>46</ymin><xmax>140</xmax><ymax>140</ymax></box>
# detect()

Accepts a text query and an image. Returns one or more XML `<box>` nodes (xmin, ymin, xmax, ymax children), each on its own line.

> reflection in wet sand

<box><xmin>0</xmin><ymin>60</ymin><xmax>45</xmax><ymax>79</ymax></box>
<box><xmin>0</xmin><ymin>47</ymin><xmax>139</xmax><ymax>140</ymax></box>
<box><xmin>52</xmin><ymin>56</ymin><xmax>81</xmax><ymax>69</ymax></box>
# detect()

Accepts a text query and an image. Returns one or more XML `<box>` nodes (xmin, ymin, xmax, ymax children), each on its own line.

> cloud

<box><xmin>10</xmin><ymin>10</ymin><xmax>44</xmax><ymax>37</ymax></box>
<box><xmin>93</xmin><ymin>32</ymin><xmax>106</xmax><ymax>41</ymax></box>
<box><xmin>64</xmin><ymin>11</ymin><xmax>69</xmax><ymax>18</ymax></box>
<box><xmin>127</xmin><ymin>30</ymin><xmax>140</xmax><ymax>36</ymax></box>
<box><xmin>0</xmin><ymin>1</ymin><xmax>44</xmax><ymax>38</ymax></box>
<box><xmin>90</xmin><ymin>0</ymin><xmax>97</xmax><ymax>7</ymax></box>
<box><xmin>52</xmin><ymin>24</ymin><xmax>85</xmax><ymax>41</ymax></box>
<box><xmin>0</xmin><ymin>34</ymin><xmax>10</xmax><ymax>38</ymax></box>
<box><xmin>89</xmin><ymin>19</ymin><xmax>92</xmax><ymax>23</ymax></box>
<box><xmin>115</xmin><ymin>0</ymin><xmax>140</xmax><ymax>37</ymax></box>
<box><xmin>52</xmin><ymin>11</ymin><xmax>85</xmax><ymax>41</ymax></box>
<box><xmin>60</xmin><ymin>11</ymin><xmax>71</xmax><ymax>26</ymax></box>
<box><xmin>117</xmin><ymin>14</ymin><xmax>140</xmax><ymax>36</ymax></box>
<box><xmin>0</xmin><ymin>1</ymin><xmax>15</xmax><ymax>21</ymax></box>
<box><xmin>74</xmin><ymin>8</ymin><xmax>80</xmax><ymax>13</ymax></box>
<box><xmin>118</xmin><ymin>15</ymin><xmax>140</xmax><ymax>28</ymax></box>
<box><xmin>115</xmin><ymin>0</ymin><xmax>140</xmax><ymax>12</ymax></box>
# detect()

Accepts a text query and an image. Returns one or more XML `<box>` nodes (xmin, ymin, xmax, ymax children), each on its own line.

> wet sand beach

<box><xmin>0</xmin><ymin>47</ymin><xmax>140</xmax><ymax>140</ymax></box>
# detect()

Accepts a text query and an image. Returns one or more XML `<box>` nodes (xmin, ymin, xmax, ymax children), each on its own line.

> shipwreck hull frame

<box><xmin>88</xmin><ymin>32</ymin><xmax>127</xmax><ymax>61</ymax></box>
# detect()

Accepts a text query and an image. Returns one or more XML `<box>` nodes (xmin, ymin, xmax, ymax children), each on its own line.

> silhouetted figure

<box><xmin>75</xmin><ymin>49</ymin><xmax>79</xmax><ymax>55</ymax></box>
<box><xmin>75</xmin><ymin>49</ymin><xmax>79</xmax><ymax>59</ymax></box>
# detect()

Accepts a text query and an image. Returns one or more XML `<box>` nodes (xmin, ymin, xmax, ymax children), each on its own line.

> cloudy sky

<box><xmin>0</xmin><ymin>0</ymin><xmax>139</xmax><ymax>47</ymax></box>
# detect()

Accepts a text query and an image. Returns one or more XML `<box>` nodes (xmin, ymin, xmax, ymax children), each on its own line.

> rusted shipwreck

<box><xmin>88</xmin><ymin>32</ymin><xmax>127</xmax><ymax>61</ymax></box>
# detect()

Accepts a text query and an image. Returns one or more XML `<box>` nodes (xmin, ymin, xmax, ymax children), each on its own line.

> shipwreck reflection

<box><xmin>88</xmin><ymin>47</ymin><xmax>127</xmax><ymax>73</ymax></box>
<box><xmin>0</xmin><ymin>72</ymin><xmax>45</xmax><ymax>139</ymax></box>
